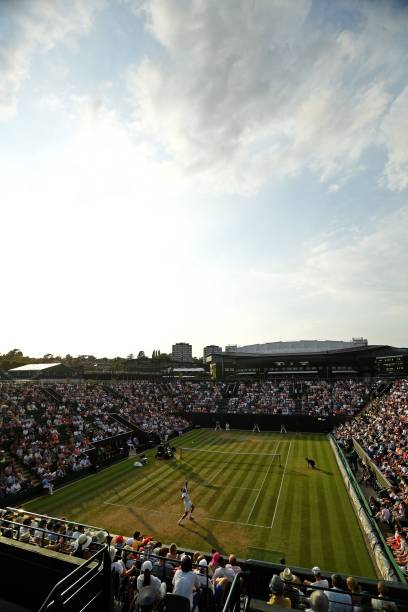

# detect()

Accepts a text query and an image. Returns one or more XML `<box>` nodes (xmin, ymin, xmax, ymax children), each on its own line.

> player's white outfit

<box><xmin>253</xmin><ymin>424</ymin><xmax>260</xmax><ymax>432</ymax></box>
<box><xmin>225</xmin><ymin>423</ymin><xmax>230</xmax><ymax>431</ymax></box>
<box><xmin>178</xmin><ymin>487</ymin><xmax>194</xmax><ymax>525</ymax></box>
<box><xmin>280</xmin><ymin>424</ymin><xmax>287</xmax><ymax>433</ymax></box>
<box><xmin>182</xmin><ymin>490</ymin><xmax>193</xmax><ymax>513</ymax></box>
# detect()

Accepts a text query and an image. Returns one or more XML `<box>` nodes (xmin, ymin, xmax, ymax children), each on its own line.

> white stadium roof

<box><xmin>9</xmin><ymin>363</ymin><xmax>62</xmax><ymax>372</ymax></box>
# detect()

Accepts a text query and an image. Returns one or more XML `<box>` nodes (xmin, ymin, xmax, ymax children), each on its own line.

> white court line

<box><xmin>103</xmin><ymin>501</ymin><xmax>271</xmax><ymax>529</ymax></box>
<box><xmin>118</xmin><ymin>429</ymin><xmax>242</xmax><ymax>503</ymax></box>
<box><xmin>206</xmin><ymin>516</ymin><xmax>270</xmax><ymax>529</ymax></box>
<box><xmin>246</xmin><ymin>440</ymin><xmax>280</xmax><ymax>524</ymax></box>
<box><xmin>203</xmin><ymin>439</ymin><xmax>251</xmax><ymax>486</ymax></box>
<box><xmin>270</xmin><ymin>439</ymin><xmax>292</xmax><ymax>529</ymax></box>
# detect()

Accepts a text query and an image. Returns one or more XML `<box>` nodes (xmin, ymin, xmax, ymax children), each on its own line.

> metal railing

<box><xmin>38</xmin><ymin>544</ymin><xmax>111</xmax><ymax>612</ymax></box>
<box><xmin>222</xmin><ymin>571</ymin><xmax>250</xmax><ymax>612</ymax></box>
<box><xmin>4</xmin><ymin>507</ymin><xmax>110</xmax><ymax>539</ymax></box>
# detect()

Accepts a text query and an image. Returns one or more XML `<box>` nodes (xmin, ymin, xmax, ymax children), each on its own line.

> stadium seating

<box><xmin>2</xmin><ymin>505</ymin><xmax>408</xmax><ymax>611</ymax></box>
<box><xmin>335</xmin><ymin>378</ymin><xmax>408</xmax><ymax>573</ymax></box>
<box><xmin>1</xmin><ymin>376</ymin><xmax>408</xmax><ymax>611</ymax></box>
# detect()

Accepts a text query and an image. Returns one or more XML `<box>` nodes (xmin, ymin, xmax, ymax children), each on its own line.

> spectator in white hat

<box><xmin>136</xmin><ymin>560</ymin><xmax>166</xmax><ymax>608</ymax></box>
<box><xmin>194</xmin><ymin>558</ymin><xmax>214</xmax><ymax>591</ymax></box>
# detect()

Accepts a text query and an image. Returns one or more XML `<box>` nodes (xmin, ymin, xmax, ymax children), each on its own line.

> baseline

<box><xmin>103</xmin><ymin>501</ymin><xmax>272</xmax><ymax>530</ymax></box>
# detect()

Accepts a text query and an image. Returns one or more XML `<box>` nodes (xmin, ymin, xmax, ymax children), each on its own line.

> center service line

<box><xmin>246</xmin><ymin>440</ymin><xmax>280</xmax><ymax>524</ymax></box>
<box><xmin>270</xmin><ymin>439</ymin><xmax>292</xmax><ymax>529</ymax></box>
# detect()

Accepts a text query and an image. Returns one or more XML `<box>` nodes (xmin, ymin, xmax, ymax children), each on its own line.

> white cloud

<box><xmin>328</xmin><ymin>184</ymin><xmax>340</xmax><ymax>193</ymax></box>
<box><xmin>380</xmin><ymin>87</ymin><xmax>408</xmax><ymax>192</ymax></box>
<box><xmin>126</xmin><ymin>0</ymin><xmax>408</xmax><ymax>194</ymax></box>
<box><xmin>252</xmin><ymin>207</ymin><xmax>408</xmax><ymax>306</ymax></box>
<box><xmin>0</xmin><ymin>0</ymin><xmax>106</xmax><ymax>120</ymax></box>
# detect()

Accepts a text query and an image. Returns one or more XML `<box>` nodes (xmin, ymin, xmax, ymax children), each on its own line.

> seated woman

<box><xmin>135</xmin><ymin>560</ymin><xmax>166</xmax><ymax>611</ymax></box>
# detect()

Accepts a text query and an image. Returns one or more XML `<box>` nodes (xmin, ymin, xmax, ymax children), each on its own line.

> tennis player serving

<box><xmin>178</xmin><ymin>481</ymin><xmax>195</xmax><ymax>525</ymax></box>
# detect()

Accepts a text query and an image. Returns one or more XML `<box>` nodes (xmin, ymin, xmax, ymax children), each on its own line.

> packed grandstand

<box><xmin>1</xmin><ymin>377</ymin><xmax>407</xmax><ymax>611</ymax></box>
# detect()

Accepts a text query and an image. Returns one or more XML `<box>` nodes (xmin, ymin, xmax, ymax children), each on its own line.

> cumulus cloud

<box><xmin>380</xmin><ymin>87</ymin><xmax>408</xmax><ymax>192</ymax></box>
<box><xmin>252</xmin><ymin>206</ymin><xmax>408</xmax><ymax>305</ymax></box>
<box><xmin>127</xmin><ymin>0</ymin><xmax>408</xmax><ymax>193</ymax></box>
<box><xmin>0</xmin><ymin>0</ymin><xmax>106</xmax><ymax>120</ymax></box>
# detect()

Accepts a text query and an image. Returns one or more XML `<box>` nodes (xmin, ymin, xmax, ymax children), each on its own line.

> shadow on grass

<box><xmin>167</xmin><ymin>461</ymin><xmax>219</xmax><ymax>489</ymax></box>
<box><xmin>180</xmin><ymin>518</ymin><xmax>225</xmax><ymax>553</ymax></box>
<box><xmin>314</xmin><ymin>467</ymin><xmax>333</xmax><ymax>476</ymax></box>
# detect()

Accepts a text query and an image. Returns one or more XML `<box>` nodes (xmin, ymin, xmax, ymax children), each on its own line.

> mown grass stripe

<box><xmin>23</xmin><ymin>429</ymin><xmax>375</xmax><ymax>576</ymax></box>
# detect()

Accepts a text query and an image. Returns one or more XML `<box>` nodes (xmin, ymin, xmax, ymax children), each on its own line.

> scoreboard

<box><xmin>376</xmin><ymin>355</ymin><xmax>408</xmax><ymax>376</ymax></box>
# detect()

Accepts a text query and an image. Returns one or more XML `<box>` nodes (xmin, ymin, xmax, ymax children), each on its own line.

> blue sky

<box><xmin>0</xmin><ymin>0</ymin><xmax>407</xmax><ymax>357</ymax></box>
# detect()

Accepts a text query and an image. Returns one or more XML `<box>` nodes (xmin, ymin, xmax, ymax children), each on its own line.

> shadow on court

<box><xmin>314</xmin><ymin>467</ymin><xmax>333</xmax><ymax>476</ymax></box>
<box><xmin>180</xmin><ymin>519</ymin><xmax>225</xmax><ymax>554</ymax></box>
<box><xmin>167</xmin><ymin>461</ymin><xmax>219</xmax><ymax>489</ymax></box>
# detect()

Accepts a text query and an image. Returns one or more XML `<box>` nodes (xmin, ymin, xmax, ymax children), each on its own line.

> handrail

<box><xmin>352</xmin><ymin>438</ymin><xmax>392</xmax><ymax>489</ymax></box>
<box><xmin>222</xmin><ymin>571</ymin><xmax>250</xmax><ymax>612</ymax></box>
<box><xmin>0</xmin><ymin>517</ymin><xmax>93</xmax><ymax>549</ymax></box>
<box><xmin>5</xmin><ymin>507</ymin><xmax>110</xmax><ymax>537</ymax></box>
<box><xmin>38</xmin><ymin>544</ymin><xmax>108</xmax><ymax>611</ymax></box>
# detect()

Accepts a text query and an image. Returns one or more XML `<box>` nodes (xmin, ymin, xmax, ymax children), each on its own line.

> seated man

<box><xmin>324</xmin><ymin>574</ymin><xmax>352</xmax><ymax>612</ymax></box>
<box><xmin>303</xmin><ymin>566</ymin><xmax>329</xmax><ymax>590</ymax></box>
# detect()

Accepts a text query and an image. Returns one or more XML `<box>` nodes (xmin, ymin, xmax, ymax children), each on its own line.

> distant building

<box><xmin>8</xmin><ymin>362</ymin><xmax>76</xmax><ymax>380</ymax></box>
<box><xmin>236</xmin><ymin>339</ymin><xmax>368</xmax><ymax>354</ymax></box>
<box><xmin>203</xmin><ymin>345</ymin><xmax>222</xmax><ymax>361</ymax></box>
<box><xmin>225</xmin><ymin>344</ymin><xmax>238</xmax><ymax>353</ymax></box>
<box><xmin>172</xmin><ymin>342</ymin><xmax>193</xmax><ymax>362</ymax></box>
<box><xmin>352</xmin><ymin>337</ymin><xmax>368</xmax><ymax>346</ymax></box>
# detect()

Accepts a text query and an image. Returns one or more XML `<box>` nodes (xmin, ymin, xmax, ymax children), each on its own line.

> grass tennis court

<box><xmin>25</xmin><ymin>429</ymin><xmax>376</xmax><ymax>577</ymax></box>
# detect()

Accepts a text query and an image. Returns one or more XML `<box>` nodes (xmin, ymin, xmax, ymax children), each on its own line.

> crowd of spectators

<box><xmin>102</xmin><ymin>534</ymin><xmax>243</xmax><ymax>610</ymax></box>
<box><xmin>267</xmin><ymin>565</ymin><xmax>399</xmax><ymax>611</ymax></box>
<box><xmin>0</xmin><ymin>507</ymin><xmax>241</xmax><ymax>610</ymax></box>
<box><xmin>2</xmin><ymin>506</ymin><xmax>403</xmax><ymax>611</ymax></box>
<box><xmin>113</xmin><ymin>382</ymin><xmax>190</xmax><ymax>434</ymax></box>
<box><xmin>0</xmin><ymin>507</ymin><xmax>108</xmax><ymax>556</ymax></box>
<box><xmin>335</xmin><ymin>378</ymin><xmax>408</xmax><ymax>575</ymax></box>
<box><xmin>0</xmin><ymin>381</ymin><xmax>197</xmax><ymax>500</ymax></box>
<box><xmin>226</xmin><ymin>379</ymin><xmax>371</xmax><ymax>415</ymax></box>
<box><xmin>0</xmin><ymin>452</ymin><xmax>32</xmax><ymax>498</ymax></box>
<box><xmin>0</xmin><ymin>383</ymin><xmax>130</xmax><ymax>498</ymax></box>
<box><xmin>168</xmin><ymin>381</ymin><xmax>226</xmax><ymax>413</ymax></box>
<box><xmin>0</xmin><ymin>377</ymin><xmax>378</xmax><ymax>502</ymax></box>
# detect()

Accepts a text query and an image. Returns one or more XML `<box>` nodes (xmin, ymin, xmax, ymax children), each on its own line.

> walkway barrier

<box><xmin>330</xmin><ymin>436</ymin><xmax>405</xmax><ymax>582</ymax></box>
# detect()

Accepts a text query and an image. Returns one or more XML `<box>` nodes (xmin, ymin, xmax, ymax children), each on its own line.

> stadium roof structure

<box><xmin>211</xmin><ymin>344</ymin><xmax>408</xmax><ymax>359</ymax></box>
<box><xmin>207</xmin><ymin>344</ymin><xmax>408</xmax><ymax>378</ymax></box>
<box><xmin>9</xmin><ymin>362</ymin><xmax>63</xmax><ymax>371</ymax></box>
